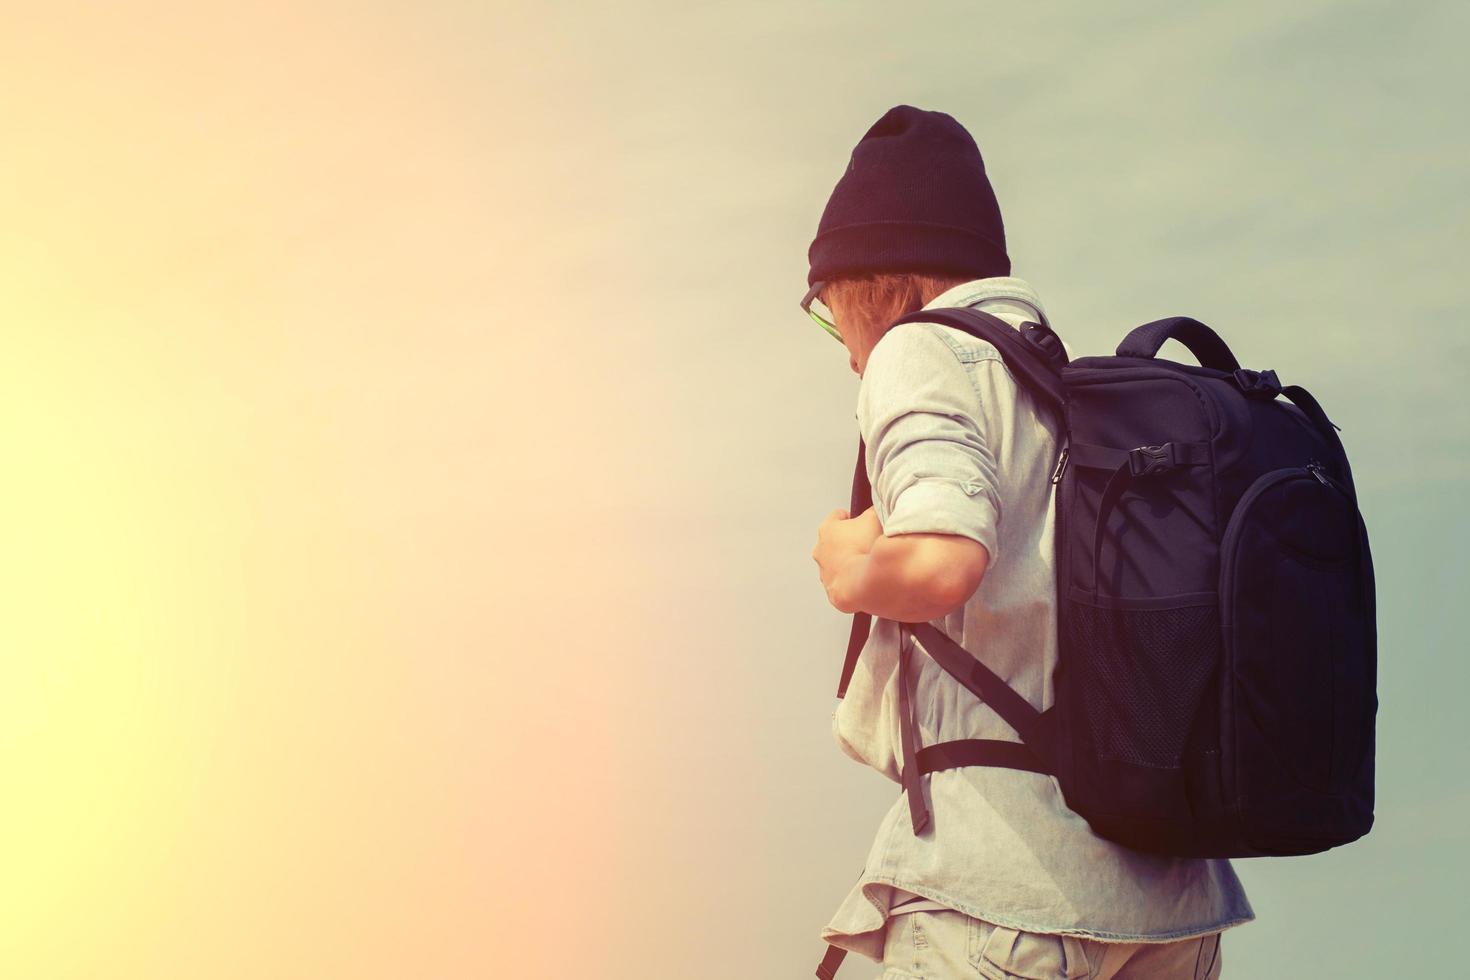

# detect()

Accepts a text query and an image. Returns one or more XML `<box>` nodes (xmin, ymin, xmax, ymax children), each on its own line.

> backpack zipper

<box><xmin>1050</xmin><ymin>446</ymin><xmax>1070</xmax><ymax>485</ymax></box>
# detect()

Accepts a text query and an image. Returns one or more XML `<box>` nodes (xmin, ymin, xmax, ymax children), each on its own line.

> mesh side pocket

<box><xmin>1066</xmin><ymin>601</ymin><xmax>1220</xmax><ymax>769</ymax></box>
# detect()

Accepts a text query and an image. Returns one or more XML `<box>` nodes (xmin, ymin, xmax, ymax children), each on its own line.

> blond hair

<box><xmin>825</xmin><ymin>271</ymin><xmax>973</xmax><ymax>352</ymax></box>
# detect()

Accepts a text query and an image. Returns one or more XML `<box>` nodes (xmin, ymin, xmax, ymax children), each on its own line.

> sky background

<box><xmin>1</xmin><ymin>1</ymin><xmax>1465</xmax><ymax>977</ymax></box>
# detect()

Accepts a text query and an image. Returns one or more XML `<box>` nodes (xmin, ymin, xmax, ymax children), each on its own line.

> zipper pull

<box><xmin>1050</xmin><ymin>446</ymin><xmax>1070</xmax><ymax>485</ymax></box>
<box><xmin>1306</xmin><ymin>459</ymin><xmax>1332</xmax><ymax>486</ymax></box>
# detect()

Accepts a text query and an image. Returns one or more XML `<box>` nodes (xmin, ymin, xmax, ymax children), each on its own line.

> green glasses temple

<box><xmin>800</xmin><ymin>280</ymin><xmax>843</xmax><ymax>343</ymax></box>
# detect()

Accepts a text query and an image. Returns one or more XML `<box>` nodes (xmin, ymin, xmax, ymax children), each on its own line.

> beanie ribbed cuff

<box><xmin>807</xmin><ymin>220</ymin><xmax>1009</xmax><ymax>286</ymax></box>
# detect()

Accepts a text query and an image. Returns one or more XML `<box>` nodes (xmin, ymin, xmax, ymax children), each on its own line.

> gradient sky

<box><xmin>1</xmin><ymin>1</ymin><xmax>1465</xmax><ymax>978</ymax></box>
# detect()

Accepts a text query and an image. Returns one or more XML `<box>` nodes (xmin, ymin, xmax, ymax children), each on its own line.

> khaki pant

<box><xmin>876</xmin><ymin>909</ymin><xmax>1223</xmax><ymax>980</ymax></box>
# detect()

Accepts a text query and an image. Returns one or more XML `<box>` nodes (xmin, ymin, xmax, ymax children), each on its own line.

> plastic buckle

<box><xmin>1128</xmin><ymin>443</ymin><xmax>1176</xmax><ymax>477</ymax></box>
<box><xmin>1232</xmin><ymin>367</ymin><xmax>1281</xmax><ymax>399</ymax></box>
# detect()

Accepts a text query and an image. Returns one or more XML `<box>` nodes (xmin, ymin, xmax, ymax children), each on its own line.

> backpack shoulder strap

<box><xmin>835</xmin><ymin>307</ymin><xmax>1070</xmax><ymax>700</ymax></box>
<box><xmin>889</xmin><ymin>306</ymin><xmax>1069</xmax><ymax>424</ymax></box>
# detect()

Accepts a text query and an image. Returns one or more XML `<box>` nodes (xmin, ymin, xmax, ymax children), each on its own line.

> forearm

<box><xmin>830</xmin><ymin>533</ymin><xmax>976</xmax><ymax>622</ymax></box>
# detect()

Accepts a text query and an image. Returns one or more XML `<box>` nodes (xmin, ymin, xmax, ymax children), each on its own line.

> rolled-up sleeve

<box><xmin>856</xmin><ymin>322</ymin><xmax>1002</xmax><ymax>562</ymax></box>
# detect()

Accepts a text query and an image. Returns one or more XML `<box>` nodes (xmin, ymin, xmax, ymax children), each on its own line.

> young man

<box><xmin>805</xmin><ymin>105</ymin><xmax>1253</xmax><ymax>979</ymax></box>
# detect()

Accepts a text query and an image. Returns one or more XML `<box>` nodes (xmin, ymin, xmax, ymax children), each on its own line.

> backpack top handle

<box><xmin>1116</xmin><ymin>316</ymin><xmax>1242</xmax><ymax>373</ymax></box>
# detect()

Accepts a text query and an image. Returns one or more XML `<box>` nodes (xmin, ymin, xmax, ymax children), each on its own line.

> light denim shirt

<box><xmin>823</xmin><ymin>277</ymin><xmax>1254</xmax><ymax>963</ymax></box>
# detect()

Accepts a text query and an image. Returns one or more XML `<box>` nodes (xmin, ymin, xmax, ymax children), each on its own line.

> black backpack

<box><xmin>815</xmin><ymin>311</ymin><xmax>1377</xmax><ymax>979</ymax></box>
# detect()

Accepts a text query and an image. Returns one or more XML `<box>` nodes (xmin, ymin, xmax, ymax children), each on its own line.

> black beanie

<box><xmin>807</xmin><ymin>104</ymin><xmax>1009</xmax><ymax>287</ymax></box>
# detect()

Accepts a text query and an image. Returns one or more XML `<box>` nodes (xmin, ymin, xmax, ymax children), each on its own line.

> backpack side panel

<box><xmin>1053</xmin><ymin>363</ymin><xmax>1226</xmax><ymax>852</ymax></box>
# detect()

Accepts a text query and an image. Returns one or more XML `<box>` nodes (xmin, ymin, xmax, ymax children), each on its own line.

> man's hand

<box><xmin>812</xmin><ymin>505</ymin><xmax>884</xmax><ymax>613</ymax></box>
<box><xmin>813</xmin><ymin>505</ymin><xmax>991</xmax><ymax>621</ymax></box>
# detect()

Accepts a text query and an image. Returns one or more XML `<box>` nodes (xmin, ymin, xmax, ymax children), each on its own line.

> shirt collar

<box><xmin>921</xmin><ymin>276</ymin><xmax>1050</xmax><ymax>328</ymax></box>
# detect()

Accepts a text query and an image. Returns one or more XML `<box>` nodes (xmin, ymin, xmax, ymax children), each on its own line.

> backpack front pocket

<box><xmin>1220</xmin><ymin>463</ymin><xmax>1375</xmax><ymax>848</ymax></box>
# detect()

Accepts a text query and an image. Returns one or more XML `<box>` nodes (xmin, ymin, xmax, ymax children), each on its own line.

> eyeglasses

<box><xmin>800</xmin><ymin>280</ymin><xmax>842</xmax><ymax>343</ymax></box>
